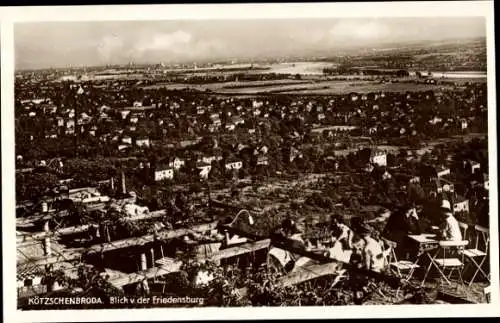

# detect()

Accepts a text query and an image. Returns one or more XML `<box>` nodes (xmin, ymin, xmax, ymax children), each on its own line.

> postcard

<box><xmin>1</xmin><ymin>1</ymin><xmax>498</xmax><ymax>322</ymax></box>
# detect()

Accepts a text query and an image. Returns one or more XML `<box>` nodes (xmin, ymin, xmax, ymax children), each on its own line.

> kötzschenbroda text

<box><xmin>28</xmin><ymin>297</ymin><xmax>104</xmax><ymax>306</ymax></box>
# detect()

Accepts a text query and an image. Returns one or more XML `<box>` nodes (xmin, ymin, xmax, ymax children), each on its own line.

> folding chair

<box><xmin>383</xmin><ymin>239</ymin><xmax>419</xmax><ymax>281</ymax></box>
<box><xmin>461</xmin><ymin>225</ymin><xmax>490</xmax><ymax>286</ymax></box>
<box><xmin>484</xmin><ymin>285</ymin><xmax>491</xmax><ymax>303</ymax></box>
<box><xmin>422</xmin><ymin>240</ymin><xmax>468</xmax><ymax>291</ymax></box>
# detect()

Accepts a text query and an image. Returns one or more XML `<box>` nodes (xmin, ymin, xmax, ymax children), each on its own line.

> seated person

<box><xmin>329</xmin><ymin>214</ymin><xmax>355</xmax><ymax>250</ymax></box>
<box><xmin>270</xmin><ymin>218</ymin><xmax>306</xmax><ymax>272</ymax></box>
<box><xmin>382</xmin><ymin>205</ymin><xmax>423</xmax><ymax>259</ymax></box>
<box><xmin>437</xmin><ymin>200</ymin><xmax>462</xmax><ymax>241</ymax></box>
<box><xmin>360</xmin><ymin>225</ymin><xmax>390</xmax><ymax>273</ymax></box>
<box><xmin>218</xmin><ymin>216</ymin><xmax>249</xmax><ymax>247</ymax></box>
<box><xmin>349</xmin><ymin>234</ymin><xmax>366</xmax><ymax>269</ymax></box>
<box><xmin>275</xmin><ymin>219</ymin><xmax>305</xmax><ymax>244</ymax></box>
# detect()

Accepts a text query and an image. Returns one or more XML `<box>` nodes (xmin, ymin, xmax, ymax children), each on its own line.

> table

<box><xmin>407</xmin><ymin>234</ymin><xmax>439</xmax><ymax>282</ymax></box>
<box><xmin>408</xmin><ymin>234</ymin><xmax>439</xmax><ymax>252</ymax></box>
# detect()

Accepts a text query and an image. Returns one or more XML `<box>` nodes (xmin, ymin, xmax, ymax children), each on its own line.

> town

<box><xmin>15</xmin><ymin>30</ymin><xmax>490</xmax><ymax>308</ymax></box>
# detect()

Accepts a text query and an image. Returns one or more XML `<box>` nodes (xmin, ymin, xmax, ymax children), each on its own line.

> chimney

<box><xmin>141</xmin><ymin>253</ymin><xmax>148</xmax><ymax>270</ymax></box>
<box><xmin>121</xmin><ymin>170</ymin><xmax>126</xmax><ymax>195</ymax></box>
<box><xmin>149</xmin><ymin>248</ymin><xmax>155</xmax><ymax>268</ymax></box>
<box><xmin>43</xmin><ymin>221</ymin><xmax>51</xmax><ymax>256</ymax></box>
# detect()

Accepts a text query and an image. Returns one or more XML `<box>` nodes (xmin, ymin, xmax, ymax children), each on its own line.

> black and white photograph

<box><xmin>1</xmin><ymin>1</ymin><xmax>498</xmax><ymax>321</ymax></box>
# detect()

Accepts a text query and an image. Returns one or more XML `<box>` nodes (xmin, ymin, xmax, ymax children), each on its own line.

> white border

<box><xmin>1</xmin><ymin>1</ymin><xmax>498</xmax><ymax>322</ymax></box>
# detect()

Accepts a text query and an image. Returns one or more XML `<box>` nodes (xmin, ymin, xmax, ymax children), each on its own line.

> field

<box><xmin>141</xmin><ymin>77</ymin><xmax>487</xmax><ymax>95</ymax></box>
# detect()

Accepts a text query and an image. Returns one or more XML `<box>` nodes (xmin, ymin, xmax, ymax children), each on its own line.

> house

<box><xmin>225</xmin><ymin>158</ymin><xmax>243</xmax><ymax>170</ymax></box>
<box><xmin>409</xmin><ymin>176</ymin><xmax>420</xmax><ymax>184</ymax></box>
<box><xmin>209</xmin><ymin>113</ymin><xmax>220</xmax><ymax>121</ymax></box>
<box><xmin>463</xmin><ymin>160</ymin><xmax>481</xmax><ymax>174</ymax></box>
<box><xmin>197</xmin><ymin>163</ymin><xmax>212</xmax><ymax>179</ymax></box>
<box><xmin>461</xmin><ymin>119</ymin><xmax>468</xmax><ymax>130</ymax></box>
<box><xmin>289</xmin><ymin>147</ymin><xmax>303</xmax><ymax>162</ymax></box>
<box><xmin>154</xmin><ymin>167</ymin><xmax>174</xmax><ymax>181</ymax></box>
<box><xmin>120</xmin><ymin>110</ymin><xmax>131</xmax><ymax>119</ymax></box>
<box><xmin>257</xmin><ymin>156</ymin><xmax>269</xmax><ymax>166</ymax></box>
<box><xmin>122</xmin><ymin>136</ymin><xmax>132</xmax><ymax>145</ymax></box>
<box><xmin>78</xmin><ymin>112</ymin><xmax>91</xmax><ymax>125</ymax></box>
<box><xmin>213</xmin><ymin>118</ymin><xmax>222</xmax><ymax>126</ymax></box>
<box><xmin>370</xmin><ymin>151</ymin><xmax>387</xmax><ymax>167</ymax></box>
<box><xmin>66</xmin><ymin>119</ymin><xmax>75</xmax><ymax>129</ymax></box>
<box><xmin>56</xmin><ymin>117</ymin><xmax>65</xmax><ymax>127</ymax></box>
<box><xmin>201</xmin><ymin>156</ymin><xmax>218</xmax><ymax>165</ymax></box>
<box><xmin>45</xmin><ymin>132</ymin><xmax>58</xmax><ymax>139</ymax></box>
<box><xmin>453</xmin><ymin>198</ymin><xmax>470</xmax><ymax>213</ymax></box>
<box><xmin>252</xmin><ymin>100</ymin><xmax>263</xmax><ymax>108</ymax></box>
<box><xmin>470</xmin><ymin>161</ymin><xmax>481</xmax><ymax>174</ymax></box>
<box><xmin>435</xmin><ymin>178</ymin><xmax>454</xmax><ymax>193</ymax></box>
<box><xmin>169</xmin><ymin>157</ymin><xmax>185</xmax><ymax>170</ymax></box>
<box><xmin>436</xmin><ymin>166</ymin><xmax>451</xmax><ymax>178</ymax></box>
<box><xmin>382</xmin><ymin>170</ymin><xmax>392</xmax><ymax>180</ymax></box>
<box><xmin>136</xmin><ymin>137</ymin><xmax>150</xmax><ymax>148</ymax></box>
<box><xmin>233</xmin><ymin>117</ymin><xmax>245</xmax><ymax>125</ymax></box>
<box><xmin>429</xmin><ymin>116</ymin><xmax>442</xmax><ymax>125</ymax></box>
<box><xmin>208</xmin><ymin>124</ymin><xmax>217</xmax><ymax>132</ymax></box>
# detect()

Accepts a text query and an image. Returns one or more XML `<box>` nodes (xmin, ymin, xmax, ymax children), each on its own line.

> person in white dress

<box><xmin>439</xmin><ymin>200</ymin><xmax>462</xmax><ymax>241</ymax></box>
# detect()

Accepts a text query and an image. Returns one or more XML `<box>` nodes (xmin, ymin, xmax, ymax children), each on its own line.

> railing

<box><xmin>17</xmin><ymin>285</ymin><xmax>48</xmax><ymax>298</ymax></box>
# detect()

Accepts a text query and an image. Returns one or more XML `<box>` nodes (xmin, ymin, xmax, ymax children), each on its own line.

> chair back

<box><xmin>474</xmin><ymin>224</ymin><xmax>489</xmax><ymax>253</ymax></box>
<box><xmin>458</xmin><ymin>221</ymin><xmax>468</xmax><ymax>239</ymax></box>
<box><xmin>438</xmin><ymin>240</ymin><xmax>469</xmax><ymax>248</ymax></box>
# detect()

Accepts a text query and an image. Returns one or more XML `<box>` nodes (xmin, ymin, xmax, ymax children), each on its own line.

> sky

<box><xmin>15</xmin><ymin>17</ymin><xmax>486</xmax><ymax>69</ymax></box>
